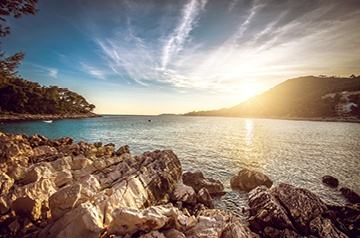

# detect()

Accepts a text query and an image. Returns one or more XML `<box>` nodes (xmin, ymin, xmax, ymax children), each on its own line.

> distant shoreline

<box><xmin>182</xmin><ymin>114</ymin><xmax>360</xmax><ymax>123</ymax></box>
<box><xmin>0</xmin><ymin>112</ymin><xmax>101</xmax><ymax>123</ymax></box>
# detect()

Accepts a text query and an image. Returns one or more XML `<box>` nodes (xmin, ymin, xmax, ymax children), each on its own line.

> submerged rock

<box><xmin>322</xmin><ymin>175</ymin><xmax>339</xmax><ymax>187</ymax></box>
<box><xmin>230</xmin><ymin>168</ymin><xmax>273</xmax><ymax>192</ymax></box>
<box><xmin>182</xmin><ymin>171</ymin><xmax>225</xmax><ymax>196</ymax></box>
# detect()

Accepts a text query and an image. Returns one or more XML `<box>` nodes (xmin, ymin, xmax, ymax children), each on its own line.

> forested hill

<box><xmin>0</xmin><ymin>76</ymin><xmax>95</xmax><ymax>115</ymax></box>
<box><xmin>184</xmin><ymin>75</ymin><xmax>360</xmax><ymax>118</ymax></box>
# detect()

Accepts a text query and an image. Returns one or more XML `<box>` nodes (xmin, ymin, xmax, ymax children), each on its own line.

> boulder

<box><xmin>70</xmin><ymin>154</ymin><xmax>92</xmax><ymax>170</ymax></box>
<box><xmin>23</xmin><ymin>164</ymin><xmax>53</xmax><ymax>185</ymax></box>
<box><xmin>54</xmin><ymin>170</ymin><xmax>73</xmax><ymax>188</ymax></box>
<box><xmin>39</xmin><ymin>202</ymin><xmax>103</xmax><ymax>238</ymax></box>
<box><xmin>170</xmin><ymin>183</ymin><xmax>197</xmax><ymax>205</ymax></box>
<box><xmin>248</xmin><ymin>186</ymin><xmax>295</xmax><ymax>232</ymax></box>
<box><xmin>48</xmin><ymin>184</ymin><xmax>82</xmax><ymax>221</ymax></box>
<box><xmin>185</xmin><ymin>209</ymin><xmax>254</xmax><ymax>238</ymax></box>
<box><xmin>196</xmin><ymin>188</ymin><xmax>214</xmax><ymax>209</ymax></box>
<box><xmin>182</xmin><ymin>171</ymin><xmax>225</xmax><ymax>196</ymax></box>
<box><xmin>33</xmin><ymin>145</ymin><xmax>58</xmax><ymax>157</ymax></box>
<box><xmin>230</xmin><ymin>168</ymin><xmax>272</xmax><ymax>192</ymax></box>
<box><xmin>310</xmin><ymin>217</ymin><xmax>348</xmax><ymax>238</ymax></box>
<box><xmin>115</xmin><ymin>145</ymin><xmax>130</xmax><ymax>156</ymax></box>
<box><xmin>107</xmin><ymin>204</ymin><xmax>194</xmax><ymax>236</ymax></box>
<box><xmin>0</xmin><ymin>173</ymin><xmax>14</xmax><ymax>196</ymax></box>
<box><xmin>12</xmin><ymin>196</ymin><xmax>42</xmax><ymax>221</ymax></box>
<box><xmin>162</xmin><ymin>228</ymin><xmax>186</xmax><ymax>238</ymax></box>
<box><xmin>340</xmin><ymin>187</ymin><xmax>360</xmax><ymax>203</ymax></box>
<box><xmin>327</xmin><ymin>203</ymin><xmax>360</xmax><ymax>237</ymax></box>
<box><xmin>322</xmin><ymin>175</ymin><xmax>339</xmax><ymax>187</ymax></box>
<box><xmin>248</xmin><ymin>183</ymin><xmax>347</xmax><ymax>237</ymax></box>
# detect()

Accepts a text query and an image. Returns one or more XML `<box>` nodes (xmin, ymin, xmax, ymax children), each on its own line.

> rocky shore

<box><xmin>0</xmin><ymin>113</ymin><xmax>101</xmax><ymax>123</ymax></box>
<box><xmin>0</xmin><ymin>132</ymin><xmax>359</xmax><ymax>237</ymax></box>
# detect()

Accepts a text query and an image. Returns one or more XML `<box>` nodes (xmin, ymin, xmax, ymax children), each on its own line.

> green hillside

<box><xmin>184</xmin><ymin>75</ymin><xmax>360</xmax><ymax>118</ymax></box>
<box><xmin>0</xmin><ymin>76</ymin><xmax>95</xmax><ymax>115</ymax></box>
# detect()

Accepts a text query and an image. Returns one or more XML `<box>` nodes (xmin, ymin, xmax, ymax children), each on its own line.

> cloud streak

<box><xmin>80</xmin><ymin>62</ymin><xmax>108</xmax><ymax>80</ymax></box>
<box><xmin>161</xmin><ymin>0</ymin><xmax>208</xmax><ymax>68</ymax></box>
<box><xmin>86</xmin><ymin>0</ymin><xmax>360</xmax><ymax>100</ymax></box>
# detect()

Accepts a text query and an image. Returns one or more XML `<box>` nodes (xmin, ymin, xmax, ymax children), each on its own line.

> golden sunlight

<box><xmin>240</xmin><ymin>82</ymin><xmax>259</xmax><ymax>100</ymax></box>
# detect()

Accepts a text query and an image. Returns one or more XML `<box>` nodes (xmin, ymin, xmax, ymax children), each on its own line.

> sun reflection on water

<box><xmin>244</xmin><ymin>119</ymin><xmax>253</xmax><ymax>146</ymax></box>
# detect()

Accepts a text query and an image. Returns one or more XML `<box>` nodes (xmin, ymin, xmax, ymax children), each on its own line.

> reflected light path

<box><xmin>244</xmin><ymin>119</ymin><xmax>253</xmax><ymax>147</ymax></box>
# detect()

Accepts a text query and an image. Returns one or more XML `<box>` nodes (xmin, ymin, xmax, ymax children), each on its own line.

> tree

<box><xmin>0</xmin><ymin>50</ymin><xmax>24</xmax><ymax>77</ymax></box>
<box><xmin>0</xmin><ymin>0</ymin><xmax>39</xmax><ymax>78</ymax></box>
<box><xmin>0</xmin><ymin>0</ymin><xmax>39</xmax><ymax>37</ymax></box>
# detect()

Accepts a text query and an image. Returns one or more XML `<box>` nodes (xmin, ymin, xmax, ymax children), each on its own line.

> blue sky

<box><xmin>3</xmin><ymin>0</ymin><xmax>360</xmax><ymax>114</ymax></box>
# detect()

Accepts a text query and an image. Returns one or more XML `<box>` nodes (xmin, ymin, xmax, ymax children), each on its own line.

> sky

<box><xmin>2</xmin><ymin>0</ymin><xmax>360</xmax><ymax>114</ymax></box>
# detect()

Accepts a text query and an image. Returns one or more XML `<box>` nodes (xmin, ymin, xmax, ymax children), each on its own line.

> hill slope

<box><xmin>184</xmin><ymin>75</ymin><xmax>360</xmax><ymax>118</ymax></box>
<box><xmin>0</xmin><ymin>76</ymin><xmax>96</xmax><ymax>115</ymax></box>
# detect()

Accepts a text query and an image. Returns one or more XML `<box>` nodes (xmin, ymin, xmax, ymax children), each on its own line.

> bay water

<box><xmin>1</xmin><ymin>115</ymin><xmax>359</xmax><ymax>219</ymax></box>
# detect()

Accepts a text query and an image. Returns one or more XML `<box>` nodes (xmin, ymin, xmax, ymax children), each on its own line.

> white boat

<box><xmin>43</xmin><ymin>120</ymin><xmax>53</xmax><ymax>123</ymax></box>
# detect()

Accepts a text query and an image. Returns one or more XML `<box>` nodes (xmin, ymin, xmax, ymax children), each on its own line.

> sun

<box><xmin>240</xmin><ymin>82</ymin><xmax>259</xmax><ymax>100</ymax></box>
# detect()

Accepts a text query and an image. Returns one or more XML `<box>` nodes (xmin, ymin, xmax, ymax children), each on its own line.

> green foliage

<box><xmin>0</xmin><ymin>0</ymin><xmax>39</xmax><ymax>80</ymax></box>
<box><xmin>0</xmin><ymin>0</ymin><xmax>38</xmax><ymax>37</ymax></box>
<box><xmin>0</xmin><ymin>51</ymin><xmax>25</xmax><ymax>78</ymax></box>
<box><xmin>0</xmin><ymin>76</ymin><xmax>95</xmax><ymax>114</ymax></box>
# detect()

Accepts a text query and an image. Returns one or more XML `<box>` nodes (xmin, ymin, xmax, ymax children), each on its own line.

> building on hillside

<box><xmin>335</xmin><ymin>102</ymin><xmax>357</xmax><ymax>116</ymax></box>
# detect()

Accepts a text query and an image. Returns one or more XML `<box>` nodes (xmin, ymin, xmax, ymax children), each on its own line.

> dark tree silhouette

<box><xmin>0</xmin><ymin>0</ymin><xmax>38</xmax><ymax>78</ymax></box>
<box><xmin>0</xmin><ymin>0</ymin><xmax>39</xmax><ymax>37</ymax></box>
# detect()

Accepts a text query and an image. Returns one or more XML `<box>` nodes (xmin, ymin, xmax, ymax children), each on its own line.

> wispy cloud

<box><xmin>161</xmin><ymin>0</ymin><xmax>208</xmax><ymax>68</ymax></box>
<box><xmin>80</xmin><ymin>62</ymin><xmax>107</xmax><ymax>80</ymax></box>
<box><xmin>87</xmin><ymin>0</ymin><xmax>360</xmax><ymax>101</ymax></box>
<box><xmin>26</xmin><ymin>63</ymin><xmax>59</xmax><ymax>79</ymax></box>
<box><xmin>48</xmin><ymin>68</ymin><xmax>58</xmax><ymax>78</ymax></box>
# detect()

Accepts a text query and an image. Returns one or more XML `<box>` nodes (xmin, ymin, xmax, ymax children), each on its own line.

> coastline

<box><xmin>183</xmin><ymin>114</ymin><xmax>360</xmax><ymax>123</ymax></box>
<box><xmin>0</xmin><ymin>112</ymin><xmax>101</xmax><ymax>123</ymax></box>
<box><xmin>0</xmin><ymin>132</ymin><xmax>358</xmax><ymax>237</ymax></box>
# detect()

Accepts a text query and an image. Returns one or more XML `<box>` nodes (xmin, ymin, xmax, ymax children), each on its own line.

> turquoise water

<box><xmin>1</xmin><ymin>115</ymin><xmax>359</xmax><ymax>218</ymax></box>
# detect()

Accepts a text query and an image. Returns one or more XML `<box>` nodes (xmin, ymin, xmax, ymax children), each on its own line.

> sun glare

<box><xmin>241</xmin><ymin>83</ymin><xmax>259</xmax><ymax>100</ymax></box>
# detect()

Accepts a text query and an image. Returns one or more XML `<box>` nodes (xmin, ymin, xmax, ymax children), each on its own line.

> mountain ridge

<box><xmin>184</xmin><ymin>75</ymin><xmax>360</xmax><ymax>119</ymax></box>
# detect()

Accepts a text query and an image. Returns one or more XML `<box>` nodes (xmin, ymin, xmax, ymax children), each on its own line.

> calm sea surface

<box><xmin>1</xmin><ymin>115</ymin><xmax>359</xmax><ymax>218</ymax></box>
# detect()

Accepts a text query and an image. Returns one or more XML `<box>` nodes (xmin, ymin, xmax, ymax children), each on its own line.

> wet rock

<box><xmin>230</xmin><ymin>168</ymin><xmax>273</xmax><ymax>192</ymax></box>
<box><xmin>182</xmin><ymin>171</ymin><xmax>225</xmax><ymax>196</ymax></box>
<box><xmin>310</xmin><ymin>217</ymin><xmax>347</xmax><ymax>238</ymax></box>
<box><xmin>248</xmin><ymin>186</ymin><xmax>295</xmax><ymax>232</ymax></box>
<box><xmin>248</xmin><ymin>183</ymin><xmax>347</xmax><ymax>237</ymax></box>
<box><xmin>327</xmin><ymin>203</ymin><xmax>360</xmax><ymax>237</ymax></box>
<box><xmin>262</xmin><ymin>227</ymin><xmax>303</xmax><ymax>238</ymax></box>
<box><xmin>273</xmin><ymin>183</ymin><xmax>328</xmax><ymax>234</ymax></box>
<box><xmin>322</xmin><ymin>175</ymin><xmax>339</xmax><ymax>187</ymax></box>
<box><xmin>340</xmin><ymin>187</ymin><xmax>360</xmax><ymax>204</ymax></box>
